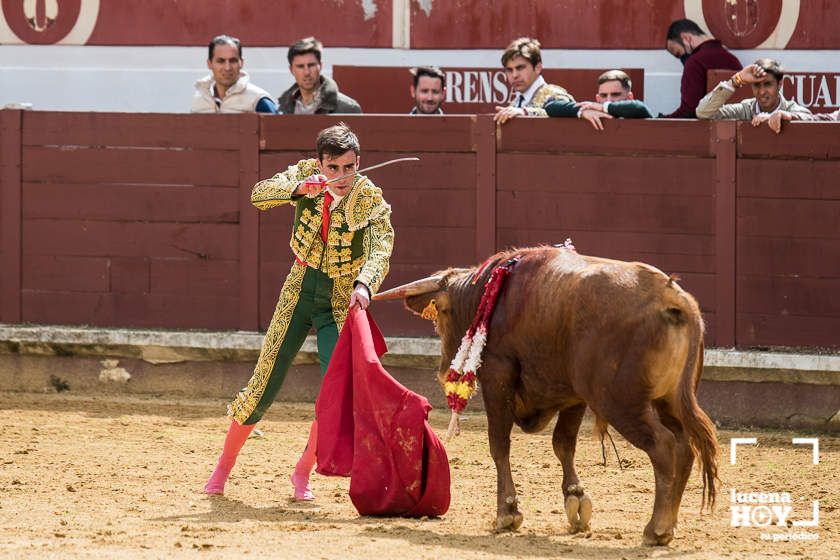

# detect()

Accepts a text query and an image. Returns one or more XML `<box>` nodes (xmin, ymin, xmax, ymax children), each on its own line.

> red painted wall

<box><xmin>409</xmin><ymin>1</ymin><xmax>682</xmax><ymax>49</ymax></box>
<box><xmin>2</xmin><ymin>111</ymin><xmax>839</xmax><ymax>349</ymax></box>
<box><xmin>412</xmin><ymin>0</ymin><xmax>838</xmax><ymax>50</ymax></box>
<box><xmin>1</xmin><ymin>0</ymin><xmax>391</xmax><ymax>47</ymax></box>
<box><xmin>2</xmin><ymin>1</ymin><xmax>837</xmax><ymax>49</ymax></box>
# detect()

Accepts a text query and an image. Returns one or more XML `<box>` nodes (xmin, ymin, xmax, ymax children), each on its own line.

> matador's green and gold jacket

<box><xmin>250</xmin><ymin>158</ymin><xmax>394</xmax><ymax>294</ymax></box>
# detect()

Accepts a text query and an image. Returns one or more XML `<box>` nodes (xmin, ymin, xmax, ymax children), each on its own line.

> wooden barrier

<box><xmin>0</xmin><ymin>110</ymin><xmax>22</xmax><ymax>323</ymax></box>
<box><xmin>736</xmin><ymin>122</ymin><xmax>840</xmax><ymax>347</ymax></box>
<box><xmin>496</xmin><ymin>118</ymin><xmax>720</xmax><ymax>341</ymax></box>
<box><xmin>16</xmin><ymin>112</ymin><xmax>248</xmax><ymax>330</ymax></box>
<box><xmin>1</xmin><ymin>110</ymin><xmax>838</xmax><ymax>349</ymax></box>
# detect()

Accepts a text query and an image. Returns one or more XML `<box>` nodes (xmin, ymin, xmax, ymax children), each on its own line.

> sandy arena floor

<box><xmin>0</xmin><ymin>391</ymin><xmax>837</xmax><ymax>559</ymax></box>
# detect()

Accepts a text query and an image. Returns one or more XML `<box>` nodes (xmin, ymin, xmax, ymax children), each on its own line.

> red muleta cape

<box><xmin>315</xmin><ymin>309</ymin><xmax>450</xmax><ymax>517</ymax></box>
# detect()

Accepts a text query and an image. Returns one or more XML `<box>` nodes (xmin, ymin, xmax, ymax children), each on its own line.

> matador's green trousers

<box><xmin>228</xmin><ymin>262</ymin><xmax>346</xmax><ymax>425</ymax></box>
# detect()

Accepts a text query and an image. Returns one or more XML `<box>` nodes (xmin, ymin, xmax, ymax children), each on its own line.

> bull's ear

<box><xmin>405</xmin><ymin>291</ymin><xmax>447</xmax><ymax>319</ymax></box>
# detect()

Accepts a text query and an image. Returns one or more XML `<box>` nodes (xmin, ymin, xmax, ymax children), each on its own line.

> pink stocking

<box><xmin>204</xmin><ymin>420</ymin><xmax>255</xmax><ymax>495</ymax></box>
<box><xmin>290</xmin><ymin>419</ymin><xmax>318</xmax><ymax>501</ymax></box>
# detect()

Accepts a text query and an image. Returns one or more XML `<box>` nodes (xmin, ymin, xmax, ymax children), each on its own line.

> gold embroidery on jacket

<box><xmin>300</xmin><ymin>208</ymin><xmax>315</xmax><ymax>226</ymax></box>
<box><xmin>307</xmin><ymin>240</ymin><xmax>324</xmax><ymax>269</ymax></box>
<box><xmin>251</xmin><ymin>159</ymin><xmax>320</xmax><ymax>210</ymax></box>
<box><xmin>328</xmin><ymin>248</ymin><xmax>353</xmax><ymax>264</ymax></box>
<box><xmin>287</xmin><ymin>177</ymin><xmax>391</xmax><ymax>281</ymax></box>
<box><xmin>331</xmin><ymin>211</ymin><xmax>344</xmax><ymax>228</ymax></box>
<box><xmin>331</xmin><ymin>273</ymin><xmax>355</xmax><ymax>330</ymax></box>
<box><xmin>354</xmin><ymin>210</ymin><xmax>394</xmax><ymax>294</ymax></box>
<box><xmin>522</xmin><ymin>83</ymin><xmax>574</xmax><ymax>117</ymax></box>
<box><xmin>232</xmin><ymin>160</ymin><xmax>393</xmax><ymax>420</ymax></box>
<box><xmin>329</xmin><ymin>256</ymin><xmax>365</xmax><ymax>278</ymax></box>
<box><xmin>345</xmin><ymin>179</ymin><xmax>377</xmax><ymax>231</ymax></box>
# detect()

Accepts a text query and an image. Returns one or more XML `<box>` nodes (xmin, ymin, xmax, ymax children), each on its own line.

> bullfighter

<box><xmin>203</xmin><ymin>122</ymin><xmax>394</xmax><ymax>501</ymax></box>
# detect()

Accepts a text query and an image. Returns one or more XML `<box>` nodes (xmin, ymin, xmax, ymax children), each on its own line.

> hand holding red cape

<box><xmin>315</xmin><ymin>308</ymin><xmax>450</xmax><ymax>517</ymax></box>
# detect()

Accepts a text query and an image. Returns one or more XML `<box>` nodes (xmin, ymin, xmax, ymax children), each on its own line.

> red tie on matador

<box><xmin>315</xmin><ymin>309</ymin><xmax>451</xmax><ymax>517</ymax></box>
<box><xmin>321</xmin><ymin>190</ymin><xmax>334</xmax><ymax>242</ymax></box>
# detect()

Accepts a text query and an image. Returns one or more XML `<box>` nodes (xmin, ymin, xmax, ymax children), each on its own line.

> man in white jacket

<box><xmin>191</xmin><ymin>35</ymin><xmax>277</xmax><ymax>114</ymax></box>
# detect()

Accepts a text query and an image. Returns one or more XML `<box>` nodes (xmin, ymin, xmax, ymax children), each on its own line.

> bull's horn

<box><xmin>373</xmin><ymin>275</ymin><xmax>443</xmax><ymax>301</ymax></box>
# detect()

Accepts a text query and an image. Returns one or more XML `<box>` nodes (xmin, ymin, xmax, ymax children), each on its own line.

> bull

<box><xmin>374</xmin><ymin>246</ymin><xmax>719</xmax><ymax>546</ymax></box>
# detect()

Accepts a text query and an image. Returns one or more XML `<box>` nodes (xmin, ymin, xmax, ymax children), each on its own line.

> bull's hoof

<box><xmin>642</xmin><ymin>521</ymin><xmax>674</xmax><ymax>546</ymax></box>
<box><xmin>565</xmin><ymin>493</ymin><xmax>593</xmax><ymax>534</ymax></box>
<box><xmin>565</xmin><ymin>495</ymin><xmax>580</xmax><ymax>529</ymax></box>
<box><xmin>494</xmin><ymin>511</ymin><xmax>524</xmax><ymax>532</ymax></box>
<box><xmin>579</xmin><ymin>494</ymin><xmax>593</xmax><ymax>528</ymax></box>
<box><xmin>565</xmin><ymin>484</ymin><xmax>584</xmax><ymax>497</ymax></box>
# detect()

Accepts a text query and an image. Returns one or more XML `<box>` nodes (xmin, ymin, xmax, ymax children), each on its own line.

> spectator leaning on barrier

<box><xmin>696</xmin><ymin>59</ymin><xmax>812</xmax><ymax>127</ymax></box>
<box><xmin>544</xmin><ymin>69</ymin><xmax>653</xmax><ymax>130</ymax></box>
<box><xmin>663</xmin><ymin>19</ymin><xmax>741</xmax><ymax>118</ymax></box>
<box><xmin>277</xmin><ymin>37</ymin><xmax>362</xmax><ymax>114</ymax></box>
<box><xmin>494</xmin><ymin>37</ymin><xmax>574</xmax><ymax>124</ymax></box>
<box><xmin>409</xmin><ymin>66</ymin><xmax>446</xmax><ymax>115</ymax></box>
<box><xmin>191</xmin><ymin>35</ymin><xmax>278</xmax><ymax>114</ymax></box>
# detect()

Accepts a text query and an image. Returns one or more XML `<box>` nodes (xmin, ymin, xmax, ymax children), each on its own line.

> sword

<box><xmin>324</xmin><ymin>157</ymin><xmax>419</xmax><ymax>185</ymax></box>
<box><xmin>257</xmin><ymin>157</ymin><xmax>419</xmax><ymax>204</ymax></box>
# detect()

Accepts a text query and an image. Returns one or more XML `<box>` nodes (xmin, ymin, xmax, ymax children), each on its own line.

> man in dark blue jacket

<box><xmin>545</xmin><ymin>70</ymin><xmax>653</xmax><ymax>130</ymax></box>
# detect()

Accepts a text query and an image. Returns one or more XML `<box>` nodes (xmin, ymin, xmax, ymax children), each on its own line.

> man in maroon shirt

<box><xmin>664</xmin><ymin>19</ymin><xmax>742</xmax><ymax>118</ymax></box>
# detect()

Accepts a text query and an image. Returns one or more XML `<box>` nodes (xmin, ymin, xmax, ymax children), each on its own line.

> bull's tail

<box><xmin>675</xmin><ymin>310</ymin><xmax>719</xmax><ymax>511</ymax></box>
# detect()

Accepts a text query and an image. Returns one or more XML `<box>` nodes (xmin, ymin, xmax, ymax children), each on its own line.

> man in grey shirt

<box><xmin>696</xmin><ymin>58</ymin><xmax>811</xmax><ymax>124</ymax></box>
